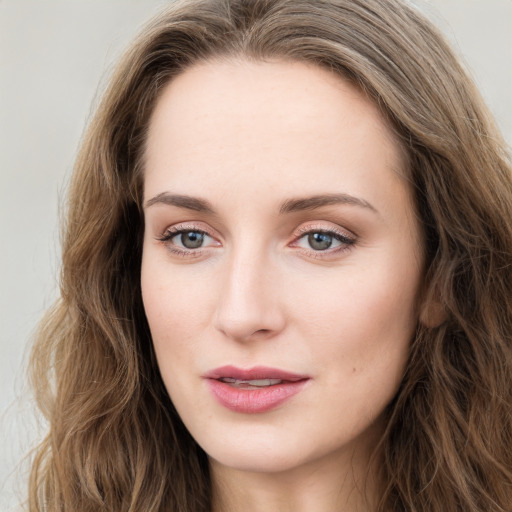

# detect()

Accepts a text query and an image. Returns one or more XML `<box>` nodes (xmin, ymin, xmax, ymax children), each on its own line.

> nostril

<box><xmin>213</xmin><ymin>267</ymin><xmax>286</xmax><ymax>340</ymax></box>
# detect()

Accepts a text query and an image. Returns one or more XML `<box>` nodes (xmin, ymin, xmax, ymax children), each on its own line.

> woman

<box><xmin>29</xmin><ymin>0</ymin><xmax>512</xmax><ymax>510</ymax></box>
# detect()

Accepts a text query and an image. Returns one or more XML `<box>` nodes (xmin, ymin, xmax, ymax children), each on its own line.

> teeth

<box><xmin>220</xmin><ymin>378</ymin><xmax>282</xmax><ymax>387</ymax></box>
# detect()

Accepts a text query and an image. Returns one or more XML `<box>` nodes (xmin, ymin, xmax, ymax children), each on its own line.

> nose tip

<box><xmin>213</xmin><ymin>260</ymin><xmax>285</xmax><ymax>342</ymax></box>
<box><xmin>217</xmin><ymin>323</ymin><xmax>277</xmax><ymax>342</ymax></box>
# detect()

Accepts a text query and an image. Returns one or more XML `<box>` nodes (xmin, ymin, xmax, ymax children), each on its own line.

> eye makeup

<box><xmin>154</xmin><ymin>219</ymin><xmax>357</xmax><ymax>262</ymax></box>
<box><xmin>290</xmin><ymin>223</ymin><xmax>357</xmax><ymax>259</ymax></box>
<box><xmin>155</xmin><ymin>222</ymin><xmax>220</xmax><ymax>258</ymax></box>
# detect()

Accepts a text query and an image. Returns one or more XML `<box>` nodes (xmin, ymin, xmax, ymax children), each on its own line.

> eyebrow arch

<box><xmin>144</xmin><ymin>192</ymin><xmax>215</xmax><ymax>213</ymax></box>
<box><xmin>279</xmin><ymin>193</ymin><xmax>378</xmax><ymax>214</ymax></box>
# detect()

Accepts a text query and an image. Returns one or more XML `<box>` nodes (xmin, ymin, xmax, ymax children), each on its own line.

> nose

<box><xmin>213</xmin><ymin>248</ymin><xmax>286</xmax><ymax>342</ymax></box>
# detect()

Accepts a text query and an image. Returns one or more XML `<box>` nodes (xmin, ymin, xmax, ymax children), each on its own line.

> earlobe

<box><xmin>419</xmin><ymin>297</ymin><xmax>447</xmax><ymax>328</ymax></box>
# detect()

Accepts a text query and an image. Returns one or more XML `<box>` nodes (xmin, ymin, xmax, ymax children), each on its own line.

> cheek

<box><xmin>301</xmin><ymin>261</ymin><xmax>419</xmax><ymax>334</ymax></box>
<box><xmin>141</xmin><ymin>249</ymin><xmax>212</xmax><ymax>330</ymax></box>
<box><xmin>141</xmin><ymin>278</ymin><xmax>195</xmax><ymax>412</ymax></box>
<box><xmin>140</xmin><ymin>250</ymin><xmax>224</xmax><ymax>398</ymax></box>
<box><xmin>141</xmin><ymin>254</ymin><xmax>192</xmax><ymax>361</ymax></box>
<box><xmin>292</xmin><ymin>255</ymin><xmax>421</xmax><ymax>383</ymax></box>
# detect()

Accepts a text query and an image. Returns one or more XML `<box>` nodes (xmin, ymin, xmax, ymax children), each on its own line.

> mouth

<box><xmin>217</xmin><ymin>377</ymin><xmax>285</xmax><ymax>389</ymax></box>
<box><xmin>203</xmin><ymin>366</ymin><xmax>310</xmax><ymax>413</ymax></box>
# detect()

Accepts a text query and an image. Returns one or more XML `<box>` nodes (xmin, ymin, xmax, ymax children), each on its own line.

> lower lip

<box><xmin>206</xmin><ymin>379</ymin><xmax>309</xmax><ymax>413</ymax></box>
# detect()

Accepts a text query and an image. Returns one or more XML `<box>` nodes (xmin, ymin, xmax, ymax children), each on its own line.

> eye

<box><xmin>174</xmin><ymin>230</ymin><xmax>210</xmax><ymax>249</ymax></box>
<box><xmin>293</xmin><ymin>227</ymin><xmax>356</xmax><ymax>255</ymax></box>
<box><xmin>156</xmin><ymin>226</ymin><xmax>219</xmax><ymax>253</ymax></box>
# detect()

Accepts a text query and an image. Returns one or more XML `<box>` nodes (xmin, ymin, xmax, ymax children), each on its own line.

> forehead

<box><xmin>143</xmin><ymin>59</ymin><xmax>408</xmax><ymax>213</ymax></box>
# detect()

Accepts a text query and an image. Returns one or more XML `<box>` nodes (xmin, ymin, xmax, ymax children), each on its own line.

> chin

<box><xmin>194</xmin><ymin>421</ymin><xmax>361</xmax><ymax>476</ymax></box>
<box><xmin>208</xmin><ymin>445</ymin><xmax>311</xmax><ymax>474</ymax></box>
<box><xmin>188</xmin><ymin>405</ymin><xmax>388</xmax><ymax>479</ymax></box>
<box><xmin>191</xmin><ymin>422</ymin><xmax>308</xmax><ymax>473</ymax></box>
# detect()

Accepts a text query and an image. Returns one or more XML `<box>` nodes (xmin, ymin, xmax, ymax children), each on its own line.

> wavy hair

<box><xmin>29</xmin><ymin>0</ymin><xmax>512</xmax><ymax>510</ymax></box>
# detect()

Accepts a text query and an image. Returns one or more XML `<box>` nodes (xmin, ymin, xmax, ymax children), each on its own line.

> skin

<box><xmin>141</xmin><ymin>59</ymin><xmax>425</xmax><ymax>512</ymax></box>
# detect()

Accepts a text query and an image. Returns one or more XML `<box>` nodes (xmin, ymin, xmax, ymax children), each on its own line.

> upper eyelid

<box><xmin>166</xmin><ymin>225</ymin><xmax>210</xmax><ymax>234</ymax></box>
<box><xmin>160</xmin><ymin>222</ymin><xmax>215</xmax><ymax>236</ymax></box>
<box><xmin>294</xmin><ymin>222</ymin><xmax>356</xmax><ymax>239</ymax></box>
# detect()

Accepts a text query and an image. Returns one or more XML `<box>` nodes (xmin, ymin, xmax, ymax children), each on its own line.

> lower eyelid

<box><xmin>166</xmin><ymin>246</ymin><xmax>206</xmax><ymax>258</ymax></box>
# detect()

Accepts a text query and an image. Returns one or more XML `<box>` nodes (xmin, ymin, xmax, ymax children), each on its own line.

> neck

<box><xmin>210</xmin><ymin>444</ymin><xmax>383</xmax><ymax>512</ymax></box>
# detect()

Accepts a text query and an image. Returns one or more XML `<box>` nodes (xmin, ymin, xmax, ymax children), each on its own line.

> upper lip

<box><xmin>203</xmin><ymin>365</ymin><xmax>309</xmax><ymax>382</ymax></box>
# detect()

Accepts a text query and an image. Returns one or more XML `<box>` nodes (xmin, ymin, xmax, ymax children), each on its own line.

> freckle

<box><xmin>352</xmin><ymin>367</ymin><xmax>357</xmax><ymax>373</ymax></box>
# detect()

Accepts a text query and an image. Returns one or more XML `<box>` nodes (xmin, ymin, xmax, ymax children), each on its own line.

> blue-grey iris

<box><xmin>181</xmin><ymin>231</ymin><xmax>204</xmax><ymax>249</ymax></box>
<box><xmin>308</xmin><ymin>232</ymin><xmax>332</xmax><ymax>250</ymax></box>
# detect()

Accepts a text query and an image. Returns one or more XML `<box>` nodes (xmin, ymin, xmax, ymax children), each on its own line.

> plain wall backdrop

<box><xmin>1</xmin><ymin>1</ymin><xmax>511</xmax><ymax>509</ymax></box>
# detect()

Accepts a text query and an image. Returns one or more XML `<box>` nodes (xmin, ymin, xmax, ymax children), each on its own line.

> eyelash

<box><xmin>155</xmin><ymin>224</ymin><xmax>213</xmax><ymax>258</ymax></box>
<box><xmin>155</xmin><ymin>224</ymin><xmax>356</xmax><ymax>259</ymax></box>
<box><xmin>292</xmin><ymin>225</ymin><xmax>356</xmax><ymax>258</ymax></box>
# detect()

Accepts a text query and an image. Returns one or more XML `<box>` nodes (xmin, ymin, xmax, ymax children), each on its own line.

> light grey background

<box><xmin>1</xmin><ymin>1</ymin><xmax>511</xmax><ymax>510</ymax></box>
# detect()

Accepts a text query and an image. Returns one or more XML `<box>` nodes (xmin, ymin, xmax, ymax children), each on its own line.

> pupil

<box><xmin>308</xmin><ymin>232</ymin><xmax>332</xmax><ymax>250</ymax></box>
<box><xmin>181</xmin><ymin>231</ymin><xmax>204</xmax><ymax>249</ymax></box>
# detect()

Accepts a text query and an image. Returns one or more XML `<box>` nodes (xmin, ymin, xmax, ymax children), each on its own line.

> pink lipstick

<box><xmin>203</xmin><ymin>365</ymin><xmax>309</xmax><ymax>413</ymax></box>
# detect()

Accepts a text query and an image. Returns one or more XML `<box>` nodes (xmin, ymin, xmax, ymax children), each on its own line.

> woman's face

<box><xmin>141</xmin><ymin>59</ymin><xmax>424</xmax><ymax>474</ymax></box>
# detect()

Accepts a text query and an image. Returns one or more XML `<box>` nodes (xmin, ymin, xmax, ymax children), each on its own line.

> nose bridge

<box><xmin>214</xmin><ymin>238</ymin><xmax>284</xmax><ymax>341</ymax></box>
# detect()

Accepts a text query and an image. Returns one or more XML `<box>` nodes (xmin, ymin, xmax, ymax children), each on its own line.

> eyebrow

<box><xmin>279</xmin><ymin>193</ymin><xmax>378</xmax><ymax>214</ymax></box>
<box><xmin>144</xmin><ymin>192</ymin><xmax>215</xmax><ymax>213</ymax></box>
<box><xmin>144</xmin><ymin>192</ymin><xmax>377</xmax><ymax>215</ymax></box>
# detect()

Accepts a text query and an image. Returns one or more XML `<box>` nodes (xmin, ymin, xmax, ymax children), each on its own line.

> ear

<box><xmin>419</xmin><ymin>295</ymin><xmax>447</xmax><ymax>328</ymax></box>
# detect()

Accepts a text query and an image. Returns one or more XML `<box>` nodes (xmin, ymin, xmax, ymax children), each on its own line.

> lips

<box><xmin>218</xmin><ymin>377</ymin><xmax>283</xmax><ymax>389</ymax></box>
<box><xmin>203</xmin><ymin>365</ymin><xmax>310</xmax><ymax>413</ymax></box>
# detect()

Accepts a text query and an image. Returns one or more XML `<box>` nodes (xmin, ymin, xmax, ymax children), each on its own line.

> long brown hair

<box><xmin>29</xmin><ymin>0</ymin><xmax>512</xmax><ymax>510</ymax></box>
